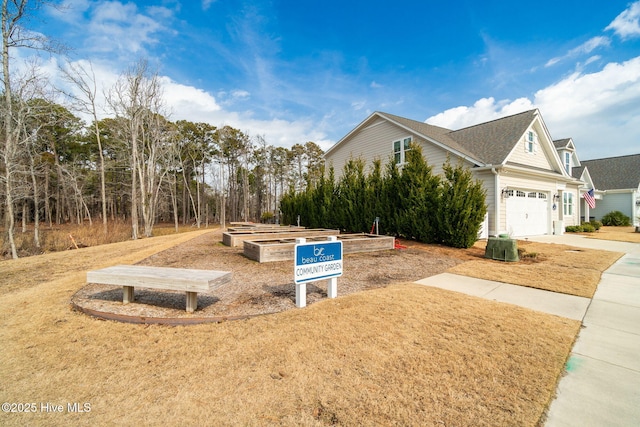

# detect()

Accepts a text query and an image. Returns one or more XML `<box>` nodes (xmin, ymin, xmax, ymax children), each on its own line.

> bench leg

<box><xmin>123</xmin><ymin>286</ymin><xmax>134</xmax><ymax>304</ymax></box>
<box><xmin>186</xmin><ymin>291</ymin><xmax>198</xmax><ymax>313</ymax></box>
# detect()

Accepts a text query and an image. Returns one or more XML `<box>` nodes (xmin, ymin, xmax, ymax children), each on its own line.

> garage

<box><xmin>505</xmin><ymin>190</ymin><xmax>549</xmax><ymax>236</ymax></box>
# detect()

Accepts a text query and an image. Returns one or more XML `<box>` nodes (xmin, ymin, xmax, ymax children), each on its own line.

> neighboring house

<box><xmin>578</xmin><ymin>154</ymin><xmax>640</xmax><ymax>226</ymax></box>
<box><xmin>324</xmin><ymin>109</ymin><xmax>585</xmax><ymax>237</ymax></box>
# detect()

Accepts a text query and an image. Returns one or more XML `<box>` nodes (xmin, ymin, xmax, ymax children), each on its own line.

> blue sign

<box><xmin>294</xmin><ymin>241</ymin><xmax>343</xmax><ymax>284</ymax></box>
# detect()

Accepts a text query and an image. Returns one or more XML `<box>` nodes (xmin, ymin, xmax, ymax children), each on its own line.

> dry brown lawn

<box><xmin>446</xmin><ymin>240</ymin><xmax>623</xmax><ymax>298</ymax></box>
<box><xmin>583</xmin><ymin>226</ymin><xmax>640</xmax><ymax>243</ymax></box>
<box><xmin>0</xmin><ymin>229</ymin><xmax>587</xmax><ymax>426</ymax></box>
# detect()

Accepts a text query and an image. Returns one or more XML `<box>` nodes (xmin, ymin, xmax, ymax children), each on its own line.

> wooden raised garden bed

<box><xmin>243</xmin><ymin>234</ymin><xmax>395</xmax><ymax>263</ymax></box>
<box><xmin>223</xmin><ymin>228</ymin><xmax>339</xmax><ymax>247</ymax></box>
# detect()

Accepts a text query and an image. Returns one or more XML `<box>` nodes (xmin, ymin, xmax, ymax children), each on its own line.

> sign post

<box><xmin>294</xmin><ymin>236</ymin><xmax>343</xmax><ymax>308</ymax></box>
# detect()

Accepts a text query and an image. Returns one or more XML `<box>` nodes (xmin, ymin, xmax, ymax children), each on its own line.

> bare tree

<box><xmin>108</xmin><ymin>59</ymin><xmax>169</xmax><ymax>238</ymax></box>
<box><xmin>60</xmin><ymin>60</ymin><xmax>108</xmax><ymax>233</ymax></box>
<box><xmin>1</xmin><ymin>0</ymin><xmax>62</xmax><ymax>258</ymax></box>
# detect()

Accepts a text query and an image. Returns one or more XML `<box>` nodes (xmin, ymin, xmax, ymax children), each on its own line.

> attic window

<box><xmin>393</xmin><ymin>137</ymin><xmax>412</xmax><ymax>165</ymax></box>
<box><xmin>525</xmin><ymin>131</ymin><xmax>537</xmax><ymax>153</ymax></box>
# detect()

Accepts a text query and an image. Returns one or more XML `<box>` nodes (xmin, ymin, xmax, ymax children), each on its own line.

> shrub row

<box><xmin>565</xmin><ymin>220</ymin><xmax>602</xmax><ymax>233</ymax></box>
<box><xmin>280</xmin><ymin>145</ymin><xmax>487</xmax><ymax>248</ymax></box>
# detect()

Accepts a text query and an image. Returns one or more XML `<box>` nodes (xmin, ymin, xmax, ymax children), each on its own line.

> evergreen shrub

<box><xmin>581</xmin><ymin>222</ymin><xmax>596</xmax><ymax>233</ymax></box>
<box><xmin>279</xmin><ymin>145</ymin><xmax>487</xmax><ymax>249</ymax></box>
<box><xmin>601</xmin><ymin>211</ymin><xmax>631</xmax><ymax>226</ymax></box>
<box><xmin>589</xmin><ymin>220</ymin><xmax>602</xmax><ymax>230</ymax></box>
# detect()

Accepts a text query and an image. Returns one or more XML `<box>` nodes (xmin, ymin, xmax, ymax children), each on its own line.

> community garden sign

<box><xmin>293</xmin><ymin>237</ymin><xmax>343</xmax><ymax>307</ymax></box>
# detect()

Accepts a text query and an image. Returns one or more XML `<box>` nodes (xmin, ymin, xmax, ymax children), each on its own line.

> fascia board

<box><xmin>502</xmin><ymin>163</ymin><xmax>581</xmax><ymax>183</ymax></box>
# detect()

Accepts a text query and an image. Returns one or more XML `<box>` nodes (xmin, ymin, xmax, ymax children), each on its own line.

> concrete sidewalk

<box><xmin>414</xmin><ymin>234</ymin><xmax>640</xmax><ymax>426</ymax></box>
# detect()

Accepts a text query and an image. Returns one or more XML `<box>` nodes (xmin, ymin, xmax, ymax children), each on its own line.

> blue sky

<box><xmin>27</xmin><ymin>0</ymin><xmax>640</xmax><ymax>159</ymax></box>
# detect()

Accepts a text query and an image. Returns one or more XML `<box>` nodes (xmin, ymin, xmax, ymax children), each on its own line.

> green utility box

<box><xmin>484</xmin><ymin>237</ymin><xmax>519</xmax><ymax>262</ymax></box>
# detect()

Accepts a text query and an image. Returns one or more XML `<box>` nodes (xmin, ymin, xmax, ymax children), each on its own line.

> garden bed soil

<box><xmin>73</xmin><ymin>230</ymin><xmax>468</xmax><ymax>321</ymax></box>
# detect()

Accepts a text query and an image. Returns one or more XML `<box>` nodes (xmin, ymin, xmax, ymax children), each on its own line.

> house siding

<box><xmin>508</xmin><ymin>123</ymin><xmax>557</xmax><ymax>172</ymax></box>
<box><xmin>326</xmin><ymin>119</ymin><xmax>402</xmax><ymax>176</ymax></box>
<box><xmin>590</xmin><ymin>191</ymin><xmax>636</xmax><ymax>222</ymax></box>
<box><xmin>326</xmin><ymin>119</ymin><xmax>456</xmax><ymax>178</ymax></box>
<box><xmin>470</xmin><ymin>170</ymin><xmax>497</xmax><ymax>235</ymax></box>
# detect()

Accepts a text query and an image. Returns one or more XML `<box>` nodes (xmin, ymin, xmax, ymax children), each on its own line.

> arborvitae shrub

<box><xmin>280</xmin><ymin>150</ymin><xmax>488</xmax><ymax>249</ymax></box>
<box><xmin>436</xmin><ymin>159</ymin><xmax>487</xmax><ymax>248</ymax></box>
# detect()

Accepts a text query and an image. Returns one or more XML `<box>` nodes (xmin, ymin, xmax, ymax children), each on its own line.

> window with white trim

<box><xmin>563</xmin><ymin>192</ymin><xmax>573</xmax><ymax>216</ymax></box>
<box><xmin>525</xmin><ymin>131</ymin><xmax>537</xmax><ymax>153</ymax></box>
<box><xmin>564</xmin><ymin>152</ymin><xmax>571</xmax><ymax>174</ymax></box>
<box><xmin>393</xmin><ymin>137</ymin><xmax>412</xmax><ymax>165</ymax></box>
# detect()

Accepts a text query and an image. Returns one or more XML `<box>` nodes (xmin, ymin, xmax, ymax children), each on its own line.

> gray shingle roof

<box><xmin>554</xmin><ymin>138</ymin><xmax>572</xmax><ymax>149</ymax></box>
<box><xmin>377</xmin><ymin>109</ymin><xmax>538</xmax><ymax>166</ymax></box>
<box><xmin>572</xmin><ymin>165</ymin><xmax>586</xmax><ymax>180</ymax></box>
<box><xmin>376</xmin><ymin>112</ymin><xmax>481</xmax><ymax>162</ymax></box>
<box><xmin>580</xmin><ymin>154</ymin><xmax>640</xmax><ymax>190</ymax></box>
<box><xmin>447</xmin><ymin>110</ymin><xmax>538</xmax><ymax>165</ymax></box>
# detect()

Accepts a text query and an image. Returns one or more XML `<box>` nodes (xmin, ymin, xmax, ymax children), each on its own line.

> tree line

<box><xmin>281</xmin><ymin>145</ymin><xmax>487</xmax><ymax>248</ymax></box>
<box><xmin>0</xmin><ymin>1</ymin><xmax>324</xmax><ymax>258</ymax></box>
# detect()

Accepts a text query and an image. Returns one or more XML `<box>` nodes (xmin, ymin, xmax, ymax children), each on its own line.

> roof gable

<box><xmin>580</xmin><ymin>154</ymin><xmax>640</xmax><ymax>190</ymax></box>
<box><xmin>446</xmin><ymin>110</ymin><xmax>538</xmax><ymax>165</ymax></box>
<box><xmin>572</xmin><ymin>165</ymin><xmax>595</xmax><ymax>188</ymax></box>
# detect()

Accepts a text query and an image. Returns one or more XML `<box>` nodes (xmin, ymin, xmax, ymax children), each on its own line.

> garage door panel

<box><xmin>506</xmin><ymin>190</ymin><xmax>549</xmax><ymax>236</ymax></box>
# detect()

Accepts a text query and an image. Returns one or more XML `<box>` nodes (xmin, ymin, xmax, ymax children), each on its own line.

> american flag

<box><xmin>584</xmin><ymin>188</ymin><xmax>596</xmax><ymax>209</ymax></box>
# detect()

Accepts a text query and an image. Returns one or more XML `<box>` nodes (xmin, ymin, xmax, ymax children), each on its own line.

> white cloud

<box><xmin>202</xmin><ymin>0</ymin><xmax>217</xmax><ymax>11</ymax></box>
<box><xmin>535</xmin><ymin>57</ymin><xmax>640</xmax><ymax>120</ymax></box>
<box><xmin>351</xmin><ymin>100</ymin><xmax>366</xmax><ymax>110</ymax></box>
<box><xmin>160</xmin><ymin>76</ymin><xmax>222</xmax><ymax>120</ymax></box>
<box><xmin>545</xmin><ymin>36</ymin><xmax>610</xmax><ymax>67</ymax></box>
<box><xmin>89</xmin><ymin>2</ymin><xmax>164</xmax><ymax>53</ymax></box>
<box><xmin>606</xmin><ymin>1</ymin><xmax>640</xmax><ymax>39</ymax></box>
<box><xmin>425</xmin><ymin>56</ymin><xmax>640</xmax><ymax>159</ymax></box>
<box><xmin>55</xmin><ymin>60</ymin><xmax>329</xmax><ymax>150</ymax></box>
<box><xmin>231</xmin><ymin>90</ymin><xmax>250</xmax><ymax>100</ymax></box>
<box><xmin>426</xmin><ymin>97</ymin><xmax>533</xmax><ymax>129</ymax></box>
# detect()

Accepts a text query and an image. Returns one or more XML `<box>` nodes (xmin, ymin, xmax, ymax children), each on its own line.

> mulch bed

<box><xmin>71</xmin><ymin>231</ymin><xmax>465</xmax><ymax>322</ymax></box>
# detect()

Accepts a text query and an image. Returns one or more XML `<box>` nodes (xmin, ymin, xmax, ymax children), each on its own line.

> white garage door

<box><xmin>505</xmin><ymin>190</ymin><xmax>549</xmax><ymax>236</ymax></box>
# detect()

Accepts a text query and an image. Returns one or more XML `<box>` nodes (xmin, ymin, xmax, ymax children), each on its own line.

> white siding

<box><xmin>326</xmin><ymin>119</ymin><xmax>456</xmax><ymax>178</ymax></box>
<box><xmin>326</xmin><ymin>119</ymin><xmax>401</xmax><ymax>177</ymax></box>
<box><xmin>471</xmin><ymin>170</ymin><xmax>498</xmax><ymax>236</ymax></box>
<box><xmin>508</xmin><ymin>123</ymin><xmax>556</xmax><ymax>171</ymax></box>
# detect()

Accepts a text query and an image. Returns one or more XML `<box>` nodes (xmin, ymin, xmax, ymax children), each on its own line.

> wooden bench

<box><xmin>86</xmin><ymin>265</ymin><xmax>232</xmax><ymax>313</ymax></box>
